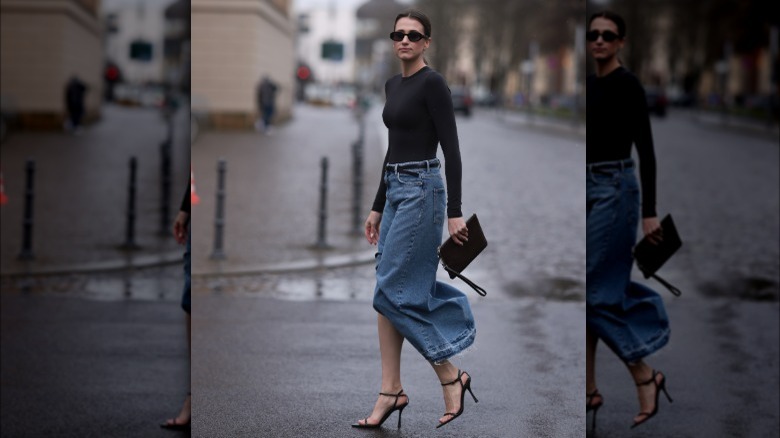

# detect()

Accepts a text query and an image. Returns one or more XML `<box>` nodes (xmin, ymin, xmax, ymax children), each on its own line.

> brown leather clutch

<box><xmin>438</xmin><ymin>214</ymin><xmax>488</xmax><ymax>296</ymax></box>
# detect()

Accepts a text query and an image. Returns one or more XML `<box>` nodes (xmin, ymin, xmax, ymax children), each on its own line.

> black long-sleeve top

<box><xmin>371</xmin><ymin>66</ymin><xmax>463</xmax><ymax>218</ymax></box>
<box><xmin>180</xmin><ymin>181</ymin><xmax>190</xmax><ymax>214</ymax></box>
<box><xmin>587</xmin><ymin>66</ymin><xmax>657</xmax><ymax>218</ymax></box>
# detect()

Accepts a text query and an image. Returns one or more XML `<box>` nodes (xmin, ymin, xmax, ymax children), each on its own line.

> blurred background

<box><xmin>1</xmin><ymin>1</ymin><xmax>193</xmax><ymax>436</ymax></box>
<box><xmin>586</xmin><ymin>0</ymin><xmax>780</xmax><ymax>124</ymax></box>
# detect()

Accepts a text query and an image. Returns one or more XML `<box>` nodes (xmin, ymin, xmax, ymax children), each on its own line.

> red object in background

<box><xmin>106</xmin><ymin>65</ymin><xmax>120</xmax><ymax>81</ymax></box>
<box><xmin>190</xmin><ymin>167</ymin><xmax>200</xmax><ymax>205</ymax></box>
<box><xmin>297</xmin><ymin>66</ymin><xmax>311</xmax><ymax>81</ymax></box>
<box><xmin>0</xmin><ymin>170</ymin><xmax>8</xmax><ymax>206</ymax></box>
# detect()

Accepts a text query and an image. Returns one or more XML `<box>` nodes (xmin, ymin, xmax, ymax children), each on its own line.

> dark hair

<box><xmin>395</xmin><ymin>9</ymin><xmax>431</xmax><ymax>38</ymax></box>
<box><xmin>588</xmin><ymin>11</ymin><xmax>626</xmax><ymax>38</ymax></box>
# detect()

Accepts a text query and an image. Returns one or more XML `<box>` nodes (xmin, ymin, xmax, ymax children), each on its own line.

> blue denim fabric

<box><xmin>373</xmin><ymin>158</ymin><xmax>476</xmax><ymax>363</ymax></box>
<box><xmin>586</xmin><ymin>159</ymin><xmax>669</xmax><ymax>363</ymax></box>
<box><xmin>181</xmin><ymin>233</ymin><xmax>191</xmax><ymax>314</ymax></box>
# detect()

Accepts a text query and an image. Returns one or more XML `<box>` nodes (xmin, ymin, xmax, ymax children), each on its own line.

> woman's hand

<box><xmin>642</xmin><ymin>217</ymin><xmax>663</xmax><ymax>245</ymax></box>
<box><xmin>448</xmin><ymin>217</ymin><xmax>468</xmax><ymax>246</ymax></box>
<box><xmin>365</xmin><ymin>211</ymin><xmax>382</xmax><ymax>245</ymax></box>
<box><xmin>172</xmin><ymin>211</ymin><xmax>189</xmax><ymax>245</ymax></box>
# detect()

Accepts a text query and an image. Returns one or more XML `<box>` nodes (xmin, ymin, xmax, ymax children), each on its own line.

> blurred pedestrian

<box><xmin>255</xmin><ymin>75</ymin><xmax>278</xmax><ymax>134</ymax></box>
<box><xmin>160</xmin><ymin>181</ymin><xmax>191</xmax><ymax>430</ymax></box>
<box><xmin>64</xmin><ymin>75</ymin><xmax>87</xmax><ymax>134</ymax></box>
<box><xmin>356</xmin><ymin>9</ymin><xmax>478</xmax><ymax>430</ymax></box>
<box><xmin>585</xmin><ymin>11</ymin><xmax>672</xmax><ymax>432</ymax></box>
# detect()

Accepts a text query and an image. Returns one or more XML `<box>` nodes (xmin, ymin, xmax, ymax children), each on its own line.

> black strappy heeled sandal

<box><xmin>351</xmin><ymin>389</ymin><xmax>409</xmax><ymax>429</ymax></box>
<box><xmin>436</xmin><ymin>370</ymin><xmax>478</xmax><ymax>429</ymax></box>
<box><xmin>630</xmin><ymin>370</ymin><xmax>673</xmax><ymax>429</ymax></box>
<box><xmin>586</xmin><ymin>389</ymin><xmax>603</xmax><ymax>433</ymax></box>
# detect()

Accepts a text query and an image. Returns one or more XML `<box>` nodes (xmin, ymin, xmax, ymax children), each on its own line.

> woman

<box><xmin>585</xmin><ymin>11</ymin><xmax>673</xmax><ymax>431</ymax></box>
<box><xmin>353</xmin><ymin>9</ymin><xmax>478</xmax><ymax>430</ymax></box>
<box><xmin>160</xmin><ymin>181</ymin><xmax>192</xmax><ymax>430</ymax></box>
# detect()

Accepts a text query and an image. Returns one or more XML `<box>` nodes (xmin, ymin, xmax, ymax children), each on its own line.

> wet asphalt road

<box><xmin>191</xmin><ymin>292</ymin><xmax>584</xmax><ymax>438</ymax></box>
<box><xmin>0</xmin><ymin>279</ymin><xmax>190</xmax><ymax>438</ymax></box>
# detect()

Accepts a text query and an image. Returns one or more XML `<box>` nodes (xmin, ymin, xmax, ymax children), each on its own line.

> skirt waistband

<box><xmin>587</xmin><ymin>158</ymin><xmax>634</xmax><ymax>172</ymax></box>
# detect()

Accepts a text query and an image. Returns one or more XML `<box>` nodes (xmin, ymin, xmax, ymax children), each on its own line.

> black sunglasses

<box><xmin>389</xmin><ymin>31</ymin><xmax>428</xmax><ymax>42</ymax></box>
<box><xmin>586</xmin><ymin>30</ymin><xmax>620</xmax><ymax>42</ymax></box>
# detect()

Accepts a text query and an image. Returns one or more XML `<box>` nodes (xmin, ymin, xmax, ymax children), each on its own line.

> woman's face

<box><xmin>588</xmin><ymin>17</ymin><xmax>624</xmax><ymax>62</ymax></box>
<box><xmin>393</xmin><ymin>17</ymin><xmax>430</xmax><ymax>62</ymax></box>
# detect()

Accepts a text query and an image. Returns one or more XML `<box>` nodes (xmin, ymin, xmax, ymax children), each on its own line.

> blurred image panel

<box><xmin>1</xmin><ymin>0</ymin><xmax>192</xmax><ymax>436</ymax></box>
<box><xmin>190</xmin><ymin>0</ymin><xmax>585</xmax><ymax>436</ymax></box>
<box><xmin>585</xmin><ymin>0</ymin><xmax>779</xmax><ymax>435</ymax></box>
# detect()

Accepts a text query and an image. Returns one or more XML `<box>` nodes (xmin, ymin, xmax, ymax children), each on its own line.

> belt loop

<box><xmin>393</xmin><ymin>163</ymin><xmax>398</xmax><ymax>173</ymax></box>
<box><xmin>426</xmin><ymin>160</ymin><xmax>430</xmax><ymax>172</ymax></box>
<box><xmin>619</xmin><ymin>160</ymin><xmax>625</xmax><ymax>171</ymax></box>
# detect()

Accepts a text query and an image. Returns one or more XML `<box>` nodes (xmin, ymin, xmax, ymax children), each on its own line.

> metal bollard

<box><xmin>351</xmin><ymin>139</ymin><xmax>364</xmax><ymax>235</ymax></box>
<box><xmin>121</xmin><ymin>157</ymin><xmax>139</xmax><ymax>249</ymax></box>
<box><xmin>210</xmin><ymin>159</ymin><xmax>227</xmax><ymax>260</ymax></box>
<box><xmin>18</xmin><ymin>158</ymin><xmax>36</xmax><ymax>260</ymax></box>
<box><xmin>159</xmin><ymin>138</ymin><xmax>172</xmax><ymax>236</ymax></box>
<box><xmin>315</xmin><ymin>156</ymin><xmax>330</xmax><ymax>248</ymax></box>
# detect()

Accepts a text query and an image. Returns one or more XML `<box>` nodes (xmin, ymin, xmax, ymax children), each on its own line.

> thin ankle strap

<box><xmin>441</xmin><ymin>370</ymin><xmax>465</xmax><ymax>386</ymax></box>
<box><xmin>378</xmin><ymin>389</ymin><xmax>405</xmax><ymax>409</ymax></box>
<box><xmin>635</xmin><ymin>370</ymin><xmax>659</xmax><ymax>387</ymax></box>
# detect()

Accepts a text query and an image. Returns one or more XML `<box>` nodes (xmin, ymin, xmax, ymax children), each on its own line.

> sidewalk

<box><xmin>190</xmin><ymin>103</ymin><xmax>386</xmax><ymax>276</ymax></box>
<box><xmin>0</xmin><ymin>102</ymin><xmax>190</xmax><ymax>277</ymax></box>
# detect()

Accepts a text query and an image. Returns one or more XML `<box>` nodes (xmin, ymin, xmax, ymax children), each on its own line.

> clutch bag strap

<box><xmin>650</xmin><ymin>273</ymin><xmax>682</xmax><ymax>297</ymax></box>
<box><xmin>440</xmin><ymin>260</ymin><xmax>487</xmax><ymax>297</ymax></box>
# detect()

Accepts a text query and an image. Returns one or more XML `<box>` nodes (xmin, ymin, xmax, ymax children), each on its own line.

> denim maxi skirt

<box><xmin>181</xmin><ymin>233</ymin><xmax>191</xmax><ymax>314</ymax></box>
<box><xmin>373</xmin><ymin>158</ymin><xmax>476</xmax><ymax>364</ymax></box>
<box><xmin>586</xmin><ymin>159</ymin><xmax>669</xmax><ymax>363</ymax></box>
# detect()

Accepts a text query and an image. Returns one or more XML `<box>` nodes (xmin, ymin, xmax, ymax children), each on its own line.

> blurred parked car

<box><xmin>645</xmin><ymin>86</ymin><xmax>668</xmax><ymax>117</ymax></box>
<box><xmin>451</xmin><ymin>87</ymin><xmax>472</xmax><ymax>116</ymax></box>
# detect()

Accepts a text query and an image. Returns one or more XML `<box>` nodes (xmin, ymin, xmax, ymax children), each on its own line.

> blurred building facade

<box><xmin>296</xmin><ymin>3</ymin><xmax>357</xmax><ymax>85</ymax></box>
<box><xmin>355</xmin><ymin>0</ymin><xmax>404</xmax><ymax>93</ymax></box>
<box><xmin>191</xmin><ymin>0</ymin><xmax>295</xmax><ymax>129</ymax></box>
<box><xmin>0</xmin><ymin>0</ymin><xmax>103</xmax><ymax>129</ymax></box>
<box><xmin>102</xmin><ymin>0</ymin><xmax>176</xmax><ymax>86</ymax></box>
<box><xmin>163</xmin><ymin>0</ymin><xmax>190</xmax><ymax>93</ymax></box>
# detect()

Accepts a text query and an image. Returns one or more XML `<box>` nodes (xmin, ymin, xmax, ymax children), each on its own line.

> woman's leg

<box><xmin>356</xmin><ymin>314</ymin><xmax>408</xmax><ymax>425</ymax></box>
<box><xmin>163</xmin><ymin>314</ymin><xmax>191</xmax><ymax>427</ymax></box>
<box><xmin>626</xmin><ymin>360</ymin><xmax>663</xmax><ymax>423</ymax></box>
<box><xmin>586</xmin><ymin>326</ymin><xmax>599</xmax><ymax>396</ymax></box>
<box><xmin>430</xmin><ymin>360</ymin><xmax>468</xmax><ymax>424</ymax></box>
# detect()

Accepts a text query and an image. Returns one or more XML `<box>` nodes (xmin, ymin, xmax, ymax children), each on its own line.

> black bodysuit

<box><xmin>587</xmin><ymin>66</ymin><xmax>657</xmax><ymax>218</ymax></box>
<box><xmin>371</xmin><ymin>66</ymin><xmax>463</xmax><ymax>218</ymax></box>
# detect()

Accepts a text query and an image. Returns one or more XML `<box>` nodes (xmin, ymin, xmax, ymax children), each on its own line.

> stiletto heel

<box><xmin>630</xmin><ymin>370</ymin><xmax>672</xmax><ymax>429</ymax></box>
<box><xmin>586</xmin><ymin>389</ymin><xmax>603</xmax><ymax>434</ymax></box>
<box><xmin>352</xmin><ymin>389</ymin><xmax>409</xmax><ymax>429</ymax></box>
<box><xmin>436</xmin><ymin>370</ymin><xmax>477</xmax><ymax>429</ymax></box>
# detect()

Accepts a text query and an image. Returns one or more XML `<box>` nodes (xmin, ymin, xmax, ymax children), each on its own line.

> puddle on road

<box><xmin>698</xmin><ymin>275</ymin><xmax>779</xmax><ymax>302</ymax></box>
<box><xmin>504</xmin><ymin>276</ymin><xmax>584</xmax><ymax>301</ymax></box>
<box><xmin>193</xmin><ymin>268</ymin><xmax>377</xmax><ymax>302</ymax></box>
<box><xmin>0</xmin><ymin>267</ymin><xmax>183</xmax><ymax>304</ymax></box>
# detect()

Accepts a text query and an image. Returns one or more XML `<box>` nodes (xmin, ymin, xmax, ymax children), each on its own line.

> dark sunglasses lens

<box><xmin>602</xmin><ymin>31</ymin><xmax>618</xmax><ymax>42</ymax></box>
<box><xmin>407</xmin><ymin>31</ymin><xmax>423</xmax><ymax>42</ymax></box>
<box><xmin>390</xmin><ymin>32</ymin><xmax>403</xmax><ymax>41</ymax></box>
<box><xmin>586</xmin><ymin>31</ymin><xmax>599</xmax><ymax>42</ymax></box>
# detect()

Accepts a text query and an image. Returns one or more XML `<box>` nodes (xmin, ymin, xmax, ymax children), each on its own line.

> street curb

<box><xmin>0</xmin><ymin>250</ymin><xmax>184</xmax><ymax>278</ymax></box>
<box><xmin>193</xmin><ymin>249</ymin><xmax>376</xmax><ymax>278</ymax></box>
